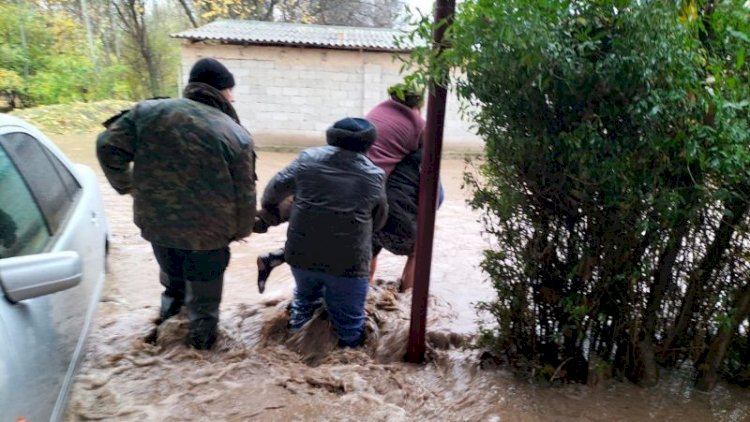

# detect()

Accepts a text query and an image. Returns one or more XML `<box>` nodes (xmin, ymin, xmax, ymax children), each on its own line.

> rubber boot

<box><xmin>158</xmin><ymin>271</ymin><xmax>184</xmax><ymax>323</ymax></box>
<box><xmin>185</xmin><ymin>278</ymin><xmax>223</xmax><ymax>350</ymax></box>
<box><xmin>257</xmin><ymin>248</ymin><xmax>286</xmax><ymax>293</ymax></box>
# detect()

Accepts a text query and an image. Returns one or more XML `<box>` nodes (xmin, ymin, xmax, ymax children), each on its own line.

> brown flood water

<box><xmin>52</xmin><ymin>133</ymin><xmax>750</xmax><ymax>421</ymax></box>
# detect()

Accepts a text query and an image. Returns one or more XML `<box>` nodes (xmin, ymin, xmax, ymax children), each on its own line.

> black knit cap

<box><xmin>188</xmin><ymin>58</ymin><xmax>235</xmax><ymax>91</ymax></box>
<box><xmin>326</xmin><ymin>117</ymin><xmax>377</xmax><ymax>153</ymax></box>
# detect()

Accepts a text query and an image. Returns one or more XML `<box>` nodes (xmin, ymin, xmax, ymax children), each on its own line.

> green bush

<box><xmin>0</xmin><ymin>3</ymin><xmax>140</xmax><ymax>107</ymax></box>
<box><xmin>0</xmin><ymin>68</ymin><xmax>24</xmax><ymax>95</ymax></box>
<box><xmin>25</xmin><ymin>54</ymin><xmax>131</xmax><ymax>105</ymax></box>
<box><xmin>27</xmin><ymin>55</ymin><xmax>95</xmax><ymax>105</ymax></box>
<box><xmin>407</xmin><ymin>0</ymin><xmax>750</xmax><ymax>389</ymax></box>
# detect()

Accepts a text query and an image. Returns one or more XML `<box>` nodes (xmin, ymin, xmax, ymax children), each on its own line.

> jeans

<box><xmin>438</xmin><ymin>180</ymin><xmax>446</xmax><ymax>207</ymax></box>
<box><xmin>289</xmin><ymin>266</ymin><xmax>368</xmax><ymax>347</ymax></box>
<box><xmin>152</xmin><ymin>244</ymin><xmax>230</xmax><ymax>347</ymax></box>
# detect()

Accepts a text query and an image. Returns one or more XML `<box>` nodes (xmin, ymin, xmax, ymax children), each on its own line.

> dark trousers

<box><xmin>151</xmin><ymin>244</ymin><xmax>230</xmax><ymax>343</ymax></box>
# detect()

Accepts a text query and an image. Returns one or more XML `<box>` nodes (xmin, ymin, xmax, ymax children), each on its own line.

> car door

<box><xmin>0</xmin><ymin>129</ymin><xmax>107</xmax><ymax>422</ymax></box>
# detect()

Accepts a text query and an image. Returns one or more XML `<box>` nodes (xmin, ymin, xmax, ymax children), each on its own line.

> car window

<box><xmin>42</xmin><ymin>142</ymin><xmax>81</xmax><ymax>198</ymax></box>
<box><xmin>0</xmin><ymin>132</ymin><xmax>80</xmax><ymax>234</ymax></box>
<box><xmin>0</xmin><ymin>142</ymin><xmax>51</xmax><ymax>258</ymax></box>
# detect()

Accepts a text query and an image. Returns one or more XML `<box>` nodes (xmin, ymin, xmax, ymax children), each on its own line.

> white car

<box><xmin>0</xmin><ymin>114</ymin><xmax>109</xmax><ymax>421</ymax></box>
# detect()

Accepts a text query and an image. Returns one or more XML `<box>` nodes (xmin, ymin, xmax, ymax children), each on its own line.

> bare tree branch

<box><xmin>177</xmin><ymin>0</ymin><xmax>199</xmax><ymax>28</ymax></box>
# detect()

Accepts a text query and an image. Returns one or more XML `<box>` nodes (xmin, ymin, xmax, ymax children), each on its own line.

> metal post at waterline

<box><xmin>406</xmin><ymin>0</ymin><xmax>456</xmax><ymax>364</ymax></box>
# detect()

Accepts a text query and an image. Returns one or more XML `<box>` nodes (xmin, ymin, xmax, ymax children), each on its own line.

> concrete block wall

<box><xmin>181</xmin><ymin>43</ymin><xmax>481</xmax><ymax>150</ymax></box>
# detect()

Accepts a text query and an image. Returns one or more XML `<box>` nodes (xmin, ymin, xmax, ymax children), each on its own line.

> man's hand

<box><xmin>253</xmin><ymin>216</ymin><xmax>269</xmax><ymax>233</ymax></box>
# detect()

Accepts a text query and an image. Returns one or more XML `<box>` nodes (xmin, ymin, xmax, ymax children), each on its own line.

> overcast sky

<box><xmin>405</xmin><ymin>1</ymin><xmax>464</xmax><ymax>18</ymax></box>
<box><xmin>407</xmin><ymin>0</ymin><xmax>435</xmax><ymax>15</ymax></box>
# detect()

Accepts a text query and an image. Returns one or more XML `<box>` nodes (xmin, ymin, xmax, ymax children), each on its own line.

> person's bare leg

<box><xmin>399</xmin><ymin>254</ymin><xmax>416</xmax><ymax>292</ymax></box>
<box><xmin>369</xmin><ymin>255</ymin><xmax>378</xmax><ymax>283</ymax></box>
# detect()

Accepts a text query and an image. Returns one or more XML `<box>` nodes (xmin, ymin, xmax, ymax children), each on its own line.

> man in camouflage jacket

<box><xmin>96</xmin><ymin>58</ymin><xmax>256</xmax><ymax>349</ymax></box>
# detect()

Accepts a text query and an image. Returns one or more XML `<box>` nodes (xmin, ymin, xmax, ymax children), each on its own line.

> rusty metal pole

<box><xmin>406</xmin><ymin>0</ymin><xmax>455</xmax><ymax>363</ymax></box>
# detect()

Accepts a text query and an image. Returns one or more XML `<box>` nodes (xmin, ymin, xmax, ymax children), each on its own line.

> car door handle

<box><xmin>91</xmin><ymin>211</ymin><xmax>99</xmax><ymax>225</ymax></box>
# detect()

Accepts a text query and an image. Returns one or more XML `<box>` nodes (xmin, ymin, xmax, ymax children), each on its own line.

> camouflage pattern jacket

<box><xmin>96</xmin><ymin>83</ymin><xmax>256</xmax><ymax>250</ymax></box>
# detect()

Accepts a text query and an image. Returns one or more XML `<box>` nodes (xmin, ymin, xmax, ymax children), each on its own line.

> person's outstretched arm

<box><xmin>262</xmin><ymin>153</ymin><xmax>303</xmax><ymax>212</ymax></box>
<box><xmin>96</xmin><ymin>109</ymin><xmax>136</xmax><ymax>195</ymax></box>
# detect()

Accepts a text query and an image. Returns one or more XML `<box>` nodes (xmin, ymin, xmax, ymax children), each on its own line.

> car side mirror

<box><xmin>0</xmin><ymin>251</ymin><xmax>82</xmax><ymax>303</ymax></box>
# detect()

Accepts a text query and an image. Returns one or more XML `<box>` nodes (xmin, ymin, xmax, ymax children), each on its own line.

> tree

<box><xmin>79</xmin><ymin>0</ymin><xmax>98</xmax><ymax>66</ymax></box>
<box><xmin>405</xmin><ymin>0</ymin><xmax>750</xmax><ymax>389</ymax></box>
<box><xmin>187</xmin><ymin>0</ymin><xmax>406</xmax><ymax>28</ymax></box>
<box><xmin>176</xmin><ymin>0</ymin><xmax>199</xmax><ymax>27</ymax></box>
<box><xmin>112</xmin><ymin>0</ymin><xmax>161</xmax><ymax>97</ymax></box>
<box><xmin>0</xmin><ymin>2</ymin><xmax>91</xmax><ymax>104</ymax></box>
<box><xmin>0</xmin><ymin>2</ymin><xmax>54</xmax><ymax>79</ymax></box>
<box><xmin>288</xmin><ymin>0</ymin><xmax>406</xmax><ymax>27</ymax></box>
<box><xmin>192</xmin><ymin>0</ymin><xmax>280</xmax><ymax>21</ymax></box>
<box><xmin>678</xmin><ymin>0</ymin><xmax>750</xmax><ymax>391</ymax></box>
<box><xmin>0</xmin><ymin>0</ymin><xmax>187</xmax><ymax>105</ymax></box>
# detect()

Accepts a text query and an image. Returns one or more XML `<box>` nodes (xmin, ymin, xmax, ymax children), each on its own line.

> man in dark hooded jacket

<box><xmin>262</xmin><ymin>117</ymin><xmax>387</xmax><ymax>347</ymax></box>
<box><xmin>96</xmin><ymin>58</ymin><xmax>256</xmax><ymax>349</ymax></box>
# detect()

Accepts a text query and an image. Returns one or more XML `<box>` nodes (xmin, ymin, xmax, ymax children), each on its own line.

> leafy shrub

<box><xmin>407</xmin><ymin>0</ymin><xmax>750</xmax><ymax>389</ymax></box>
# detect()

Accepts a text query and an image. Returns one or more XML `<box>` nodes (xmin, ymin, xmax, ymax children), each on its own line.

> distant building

<box><xmin>172</xmin><ymin>20</ymin><xmax>480</xmax><ymax>151</ymax></box>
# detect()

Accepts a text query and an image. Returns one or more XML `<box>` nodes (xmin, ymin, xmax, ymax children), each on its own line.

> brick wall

<box><xmin>180</xmin><ymin>43</ymin><xmax>480</xmax><ymax>151</ymax></box>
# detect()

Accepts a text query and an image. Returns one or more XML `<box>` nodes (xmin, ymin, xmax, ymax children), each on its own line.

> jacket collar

<box><xmin>183</xmin><ymin>82</ymin><xmax>240</xmax><ymax>124</ymax></box>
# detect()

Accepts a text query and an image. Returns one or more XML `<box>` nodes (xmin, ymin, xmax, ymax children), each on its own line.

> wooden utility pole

<box><xmin>406</xmin><ymin>0</ymin><xmax>456</xmax><ymax>363</ymax></box>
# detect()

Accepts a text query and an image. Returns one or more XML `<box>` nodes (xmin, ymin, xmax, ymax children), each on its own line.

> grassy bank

<box><xmin>10</xmin><ymin>100</ymin><xmax>134</xmax><ymax>134</ymax></box>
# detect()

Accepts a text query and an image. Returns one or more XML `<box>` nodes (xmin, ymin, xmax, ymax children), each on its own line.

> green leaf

<box><xmin>736</xmin><ymin>48</ymin><xmax>745</xmax><ymax>70</ymax></box>
<box><xmin>728</xmin><ymin>28</ymin><xmax>750</xmax><ymax>44</ymax></box>
<box><xmin>723</xmin><ymin>100</ymin><xmax>750</xmax><ymax>110</ymax></box>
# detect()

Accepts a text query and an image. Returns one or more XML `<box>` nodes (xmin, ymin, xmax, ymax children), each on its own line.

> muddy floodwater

<box><xmin>52</xmin><ymin>133</ymin><xmax>750</xmax><ymax>421</ymax></box>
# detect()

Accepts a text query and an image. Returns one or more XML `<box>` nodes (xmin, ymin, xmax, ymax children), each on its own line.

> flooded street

<box><xmin>53</xmin><ymin>133</ymin><xmax>750</xmax><ymax>421</ymax></box>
